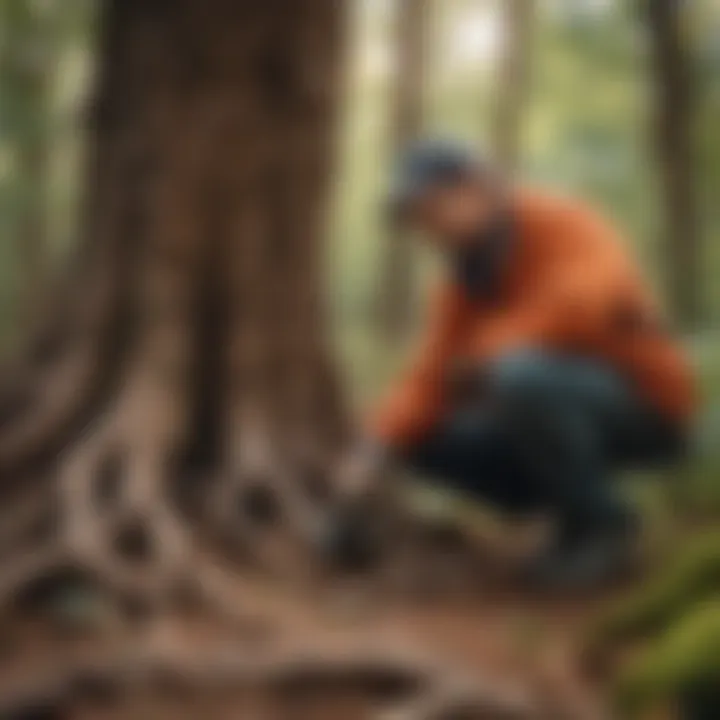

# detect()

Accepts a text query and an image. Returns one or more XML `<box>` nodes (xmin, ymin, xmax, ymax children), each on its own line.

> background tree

<box><xmin>376</xmin><ymin>0</ymin><xmax>430</xmax><ymax>339</ymax></box>
<box><xmin>645</xmin><ymin>0</ymin><xmax>701</xmax><ymax>327</ymax></box>
<box><xmin>492</xmin><ymin>0</ymin><xmax>535</xmax><ymax>174</ymax></box>
<box><xmin>0</xmin><ymin>0</ymin><xmax>57</xmax><ymax>329</ymax></box>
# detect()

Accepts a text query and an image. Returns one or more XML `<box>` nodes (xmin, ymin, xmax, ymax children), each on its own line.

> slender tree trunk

<box><xmin>15</xmin><ymin>130</ymin><xmax>48</xmax><ymax>327</ymax></box>
<box><xmin>0</xmin><ymin>0</ymin><xmax>56</xmax><ymax>328</ymax></box>
<box><xmin>492</xmin><ymin>0</ymin><xmax>535</xmax><ymax>175</ymax></box>
<box><xmin>376</xmin><ymin>0</ymin><xmax>429</xmax><ymax>339</ymax></box>
<box><xmin>646</xmin><ymin>0</ymin><xmax>701</xmax><ymax>327</ymax></box>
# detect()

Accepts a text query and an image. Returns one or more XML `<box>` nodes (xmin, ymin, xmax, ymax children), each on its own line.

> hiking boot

<box><xmin>523</xmin><ymin>513</ymin><xmax>641</xmax><ymax>593</ymax></box>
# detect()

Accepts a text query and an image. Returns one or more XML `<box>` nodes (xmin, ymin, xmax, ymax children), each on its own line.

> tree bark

<box><xmin>646</xmin><ymin>0</ymin><xmax>701</xmax><ymax>327</ymax></box>
<box><xmin>376</xmin><ymin>0</ymin><xmax>430</xmax><ymax>340</ymax></box>
<box><xmin>0</xmin><ymin>0</ymin><xmax>350</xmax><ymax>613</ymax></box>
<box><xmin>492</xmin><ymin>0</ymin><xmax>535</xmax><ymax>175</ymax></box>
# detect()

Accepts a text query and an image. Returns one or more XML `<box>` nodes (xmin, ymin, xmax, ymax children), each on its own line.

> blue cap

<box><xmin>387</xmin><ymin>138</ymin><xmax>483</xmax><ymax>219</ymax></box>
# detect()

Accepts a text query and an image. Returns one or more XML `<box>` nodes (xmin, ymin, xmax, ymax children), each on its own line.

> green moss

<box><xmin>591</xmin><ymin>531</ymin><xmax>720</xmax><ymax>647</ymax></box>
<box><xmin>614</xmin><ymin>600</ymin><xmax>720</xmax><ymax>717</ymax></box>
<box><xmin>588</xmin><ymin>532</ymin><xmax>720</xmax><ymax>716</ymax></box>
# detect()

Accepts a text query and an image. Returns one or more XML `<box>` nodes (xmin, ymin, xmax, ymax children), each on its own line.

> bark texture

<box><xmin>646</xmin><ymin>0</ymin><xmax>701</xmax><ymax>326</ymax></box>
<box><xmin>0</xmin><ymin>0</ymin><xmax>351</xmax><ymax>617</ymax></box>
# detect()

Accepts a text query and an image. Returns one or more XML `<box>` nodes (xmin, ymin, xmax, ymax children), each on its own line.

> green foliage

<box><xmin>0</xmin><ymin>0</ymin><xmax>95</xmax><ymax>344</ymax></box>
<box><xmin>614</xmin><ymin>600</ymin><xmax>720</xmax><ymax>717</ymax></box>
<box><xmin>592</xmin><ymin>531</ymin><xmax>720</xmax><ymax>647</ymax></box>
<box><xmin>589</xmin><ymin>530</ymin><xmax>720</xmax><ymax>716</ymax></box>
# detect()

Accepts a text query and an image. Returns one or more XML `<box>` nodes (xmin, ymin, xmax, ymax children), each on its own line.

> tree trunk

<box><xmin>492</xmin><ymin>0</ymin><xmax>535</xmax><ymax>175</ymax></box>
<box><xmin>376</xmin><ymin>0</ymin><xmax>429</xmax><ymax>339</ymax></box>
<box><xmin>646</xmin><ymin>0</ymin><xmax>701</xmax><ymax>327</ymax></box>
<box><xmin>0</xmin><ymin>0</ymin><xmax>351</xmax><ymax>615</ymax></box>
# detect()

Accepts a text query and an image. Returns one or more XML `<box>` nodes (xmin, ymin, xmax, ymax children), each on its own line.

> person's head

<box><xmin>387</xmin><ymin>139</ymin><xmax>503</xmax><ymax>249</ymax></box>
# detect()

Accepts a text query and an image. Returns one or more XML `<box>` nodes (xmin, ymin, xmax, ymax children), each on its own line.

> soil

<box><xmin>0</xmin><ymin>560</ymin><xmax>628</xmax><ymax>720</ymax></box>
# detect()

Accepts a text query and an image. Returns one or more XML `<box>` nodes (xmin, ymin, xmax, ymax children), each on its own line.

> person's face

<box><xmin>408</xmin><ymin>177</ymin><xmax>496</xmax><ymax>249</ymax></box>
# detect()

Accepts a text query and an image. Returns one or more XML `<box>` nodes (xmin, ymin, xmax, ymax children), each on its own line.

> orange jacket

<box><xmin>370</xmin><ymin>189</ymin><xmax>696</xmax><ymax>448</ymax></box>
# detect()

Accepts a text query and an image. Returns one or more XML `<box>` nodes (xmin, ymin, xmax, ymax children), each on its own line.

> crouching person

<box><xmin>328</xmin><ymin>140</ymin><xmax>696</xmax><ymax>591</ymax></box>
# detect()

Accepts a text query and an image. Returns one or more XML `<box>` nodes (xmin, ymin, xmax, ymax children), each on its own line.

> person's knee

<box><xmin>489</xmin><ymin>349</ymin><xmax>561</xmax><ymax>412</ymax></box>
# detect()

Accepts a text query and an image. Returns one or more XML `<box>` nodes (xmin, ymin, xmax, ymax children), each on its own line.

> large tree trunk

<box><xmin>376</xmin><ymin>0</ymin><xmax>429</xmax><ymax>340</ymax></box>
<box><xmin>0</xmin><ymin>0</ymin><xmax>351</xmax><ymax>616</ymax></box>
<box><xmin>646</xmin><ymin>0</ymin><xmax>701</xmax><ymax>327</ymax></box>
<box><xmin>492</xmin><ymin>0</ymin><xmax>535</xmax><ymax>175</ymax></box>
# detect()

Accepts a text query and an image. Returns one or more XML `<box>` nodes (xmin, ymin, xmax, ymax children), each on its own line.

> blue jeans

<box><xmin>402</xmin><ymin>350</ymin><xmax>685</xmax><ymax>532</ymax></box>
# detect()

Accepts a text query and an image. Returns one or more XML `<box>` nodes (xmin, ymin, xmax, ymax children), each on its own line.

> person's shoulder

<box><xmin>515</xmin><ymin>186</ymin><xmax>603</xmax><ymax>226</ymax></box>
<box><xmin>515</xmin><ymin>186</ymin><xmax>622</xmax><ymax>246</ymax></box>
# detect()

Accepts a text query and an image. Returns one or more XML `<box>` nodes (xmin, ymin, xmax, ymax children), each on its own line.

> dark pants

<box><xmin>403</xmin><ymin>350</ymin><xmax>684</xmax><ymax>532</ymax></box>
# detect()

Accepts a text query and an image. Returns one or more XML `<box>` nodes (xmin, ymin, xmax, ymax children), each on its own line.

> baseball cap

<box><xmin>386</xmin><ymin>138</ymin><xmax>485</xmax><ymax>221</ymax></box>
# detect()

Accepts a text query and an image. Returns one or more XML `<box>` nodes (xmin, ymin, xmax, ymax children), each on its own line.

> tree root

<box><xmin>0</xmin><ymin>636</ymin><xmax>539</xmax><ymax>719</ymax></box>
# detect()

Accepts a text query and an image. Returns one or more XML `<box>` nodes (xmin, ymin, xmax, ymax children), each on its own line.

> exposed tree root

<box><xmin>0</xmin><ymin>635</ymin><xmax>539</xmax><ymax>719</ymax></box>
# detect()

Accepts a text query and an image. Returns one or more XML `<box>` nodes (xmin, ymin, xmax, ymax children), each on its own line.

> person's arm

<box><xmin>332</xmin><ymin>280</ymin><xmax>469</xmax><ymax>506</ymax></box>
<box><xmin>368</xmin><ymin>280</ymin><xmax>471</xmax><ymax>449</ymax></box>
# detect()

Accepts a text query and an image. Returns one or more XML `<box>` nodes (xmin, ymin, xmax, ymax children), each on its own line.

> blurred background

<box><xmin>0</xmin><ymin>0</ymin><xmax>719</xmax><ymax>716</ymax></box>
<box><xmin>330</xmin><ymin>0</ymin><xmax>719</xmax><ymax>406</ymax></box>
<box><xmin>1</xmin><ymin>0</ymin><xmax>719</xmax><ymax>395</ymax></box>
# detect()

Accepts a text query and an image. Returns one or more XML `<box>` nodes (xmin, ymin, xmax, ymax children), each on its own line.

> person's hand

<box><xmin>320</xmin><ymin>498</ymin><xmax>383</xmax><ymax>573</ymax></box>
<box><xmin>320</xmin><ymin>439</ymin><xmax>390</xmax><ymax>572</ymax></box>
<box><xmin>335</xmin><ymin>438</ymin><xmax>388</xmax><ymax>501</ymax></box>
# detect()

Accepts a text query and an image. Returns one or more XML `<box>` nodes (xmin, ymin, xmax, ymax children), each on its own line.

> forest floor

<box><xmin>0</xmin><ymin>526</ymin><xmax>634</xmax><ymax>720</ymax></box>
<box><xmin>1</xmin><ymin>334</ymin><xmax>708</xmax><ymax>719</ymax></box>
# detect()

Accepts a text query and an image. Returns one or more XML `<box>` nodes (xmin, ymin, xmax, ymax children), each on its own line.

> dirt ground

<box><xmin>0</xmin><ymin>555</ymin><xmax>625</xmax><ymax>720</ymax></box>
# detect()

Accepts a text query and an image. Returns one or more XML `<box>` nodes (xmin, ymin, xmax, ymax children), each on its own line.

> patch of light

<box><xmin>358</xmin><ymin>0</ymin><xmax>503</xmax><ymax>82</ymax></box>
<box><xmin>362</xmin><ymin>38</ymin><xmax>392</xmax><ymax>81</ymax></box>
<box><xmin>357</xmin><ymin>0</ymin><xmax>392</xmax><ymax>82</ymax></box>
<box><xmin>442</xmin><ymin>5</ymin><xmax>502</xmax><ymax>72</ymax></box>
